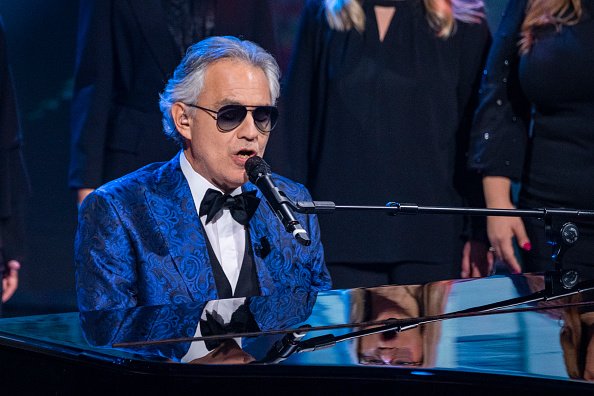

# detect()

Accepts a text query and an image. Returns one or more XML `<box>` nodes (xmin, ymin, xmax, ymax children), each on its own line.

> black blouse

<box><xmin>267</xmin><ymin>0</ymin><xmax>490</xmax><ymax>263</ymax></box>
<box><xmin>469</xmin><ymin>0</ymin><xmax>594</xmax><ymax>211</ymax></box>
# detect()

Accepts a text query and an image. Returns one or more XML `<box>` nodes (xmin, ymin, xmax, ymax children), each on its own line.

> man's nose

<box><xmin>236</xmin><ymin>112</ymin><xmax>260</xmax><ymax>140</ymax></box>
<box><xmin>378</xmin><ymin>348</ymin><xmax>397</xmax><ymax>364</ymax></box>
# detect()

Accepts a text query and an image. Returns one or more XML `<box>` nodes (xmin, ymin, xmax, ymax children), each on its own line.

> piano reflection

<box><xmin>2</xmin><ymin>274</ymin><xmax>594</xmax><ymax>395</ymax></box>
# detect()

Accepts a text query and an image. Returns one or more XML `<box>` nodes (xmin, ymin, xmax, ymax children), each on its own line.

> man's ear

<box><xmin>172</xmin><ymin>102</ymin><xmax>192</xmax><ymax>140</ymax></box>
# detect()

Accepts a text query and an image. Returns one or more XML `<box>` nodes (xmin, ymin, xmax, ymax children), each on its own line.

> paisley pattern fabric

<box><xmin>80</xmin><ymin>288</ymin><xmax>319</xmax><ymax>361</ymax></box>
<box><xmin>75</xmin><ymin>152</ymin><xmax>331</xmax><ymax>312</ymax></box>
<box><xmin>81</xmin><ymin>301</ymin><xmax>205</xmax><ymax>360</ymax></box>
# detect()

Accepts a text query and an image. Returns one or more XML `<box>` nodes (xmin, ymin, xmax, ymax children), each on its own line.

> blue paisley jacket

<box><xmin>75</xmin><ymin>152</ymin><xmax>331</xmax><ymax>312</ymax></box>
<box><xmin>80</xmin><ymin>290</ymin><xmax>318</xmax><ymax>361</ymax></box>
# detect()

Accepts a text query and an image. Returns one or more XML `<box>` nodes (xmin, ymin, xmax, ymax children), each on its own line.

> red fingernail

<box><xmin>522</xmin><ymin>242</ymin><xmax>532</xmax><ymax>251</ymax></box>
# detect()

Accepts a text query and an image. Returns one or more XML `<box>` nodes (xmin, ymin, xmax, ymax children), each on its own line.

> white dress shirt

<box><xmin>179</xmin><ymin>152</ymin><xmax>246</xmax><ymax>294</ymax></box>
<box><xmin>181</xmin><ymin>298</ymin><xmax>247</xmax><ymax>363</ymax></box>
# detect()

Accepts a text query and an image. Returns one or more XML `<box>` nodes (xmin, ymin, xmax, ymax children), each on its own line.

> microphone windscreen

<box><xmin>245</xmin><ymin>156</ymin><xmax>271</xmax><ymax>183</ymax></box>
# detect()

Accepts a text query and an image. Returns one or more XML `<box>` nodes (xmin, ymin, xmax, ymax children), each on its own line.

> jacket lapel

<box><xmin>143</xmin><ymin>157</ymin><xmax>287</xmax><ymax>300</ymax></box>
<box><xmin>127</xmin><ymin>0</ymin><xmax>180</xmax><ymax>77</ymax></box>
<box><xmin>144</xmin><ymin>153</ymin><xmax>219</xmax><ymax>301</ymax></box>
<box><xmin>243</xmin><ymin>183</ymin><xmax>282</xmax><ymax>296</ymax></box>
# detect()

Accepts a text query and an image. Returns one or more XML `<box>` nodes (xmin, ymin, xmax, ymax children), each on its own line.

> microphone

<box><xmin>260</xmin><ymin>326</ymin><xmax>310</xmax><ymax>364</ymax></box>
<box><xmin>245</xmin><ymin>156</ymin><xmax>311</xmax><ymax>246</ymax></box>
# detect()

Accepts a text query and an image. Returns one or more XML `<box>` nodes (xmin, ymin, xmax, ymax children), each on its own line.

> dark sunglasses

<box><xmin>184</xmin><ymin>103</ymin><xmax>279</xmax><ymax>133</ymax></box>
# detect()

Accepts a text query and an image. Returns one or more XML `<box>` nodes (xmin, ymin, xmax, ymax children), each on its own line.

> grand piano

<box><xmin>1</xmin><ymin>273</ymin><xmax>594</xmax><ymax>395</ymax></box>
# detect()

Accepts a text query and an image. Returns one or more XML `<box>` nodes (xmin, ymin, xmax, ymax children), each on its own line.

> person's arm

<box><xmin>0</xmin><ymin>16</ymin><xmax>28</xmax><ymax>303</ymax></box>
<box><xmin>69</xmin><ymin>0</ymin><xmax>114</xmax><ymax>193</ymax></box>
<box><xmin>468</xmin><ymin>0</ymin><xmax>531</xmax><ymax>178</ymax></box>
<box><xmin>2</xmin><ymin>260</ymin><xmax>19</xmax><ymax>303</ymax></box>
<box><xmin>0</xmin><ymin>149</ymin><xmax>28</xmax><ymax>303</ymax></box>
<box><xmin>245</xmin><ymin>0</ymin><xmax>278</xmax><ymax>60</ymax></box>
<box><xmin>482</xmin><ymin>176</ymin><xmax>529</xmax><ymax>274</ymax></box>
<box><xmin>265</xmin><ymin>0</ymin><xmax>324</xmax><ymax>183</ymax></box>
<box><xmin>467</xmin><ymin>0</ymin><xmax>531</xmax><ymax>273</ymax></box>
<box><xmin>456</xmin><ymin>16</ymin><xmax>493</xmax><ymax>278</ymax></box>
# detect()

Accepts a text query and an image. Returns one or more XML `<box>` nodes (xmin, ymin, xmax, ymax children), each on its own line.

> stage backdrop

<box><xmin>0</xmin><ymin>0</ymin><xmax>506</xmax><ymax>316</ymax></box>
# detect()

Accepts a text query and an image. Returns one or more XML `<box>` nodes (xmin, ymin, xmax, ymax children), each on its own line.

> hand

<box><xmin>2</xmin><ymin>260</ymin><xmax>20</xmax><ymax>303</ymax></box>
<box><xmin>486</xmin><ymin>216</ymin><xmax>530</xmax><ymax>274</ymax></box>
<box><xmin>460</xmin><ymin>240</ymin><xmax>494</xmax><ymax>278</ymax></box>
<box><xmin>189</xmin><ymin>339</ymin><xmax>255</xmax><ymax>365</ymax></box>
<box><xmin>77</xmin><ymin>188</ymin><xmax>95</xmax><ymax>206</ymax></box>
<box><xmin>482</xmin><ymin>176</ymin><xmax>530</xmax><ymax>275</ymax></box>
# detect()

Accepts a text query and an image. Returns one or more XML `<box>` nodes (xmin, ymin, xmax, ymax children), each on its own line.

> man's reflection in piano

<box><xmin>353</xmin><ymin>283</ymin><xmax>451</xmax><ymax>367</ymax></box>
<box><xmin>80</xmin><ymin>289</ymin><xmax>318</xmax><ymax>365</ymax></box>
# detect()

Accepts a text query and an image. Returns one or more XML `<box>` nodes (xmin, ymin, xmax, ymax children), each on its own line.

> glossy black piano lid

<box><xmin>1</xmin><ymin>274</ymin><xmax>594</xmax><ymax>394</ymax></box>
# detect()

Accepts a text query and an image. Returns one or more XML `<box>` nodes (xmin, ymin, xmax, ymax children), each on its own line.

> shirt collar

<box><xmin>179</xmin><ymin>151</ymin><xmax>243</xmax><ymax>207</ymax></box>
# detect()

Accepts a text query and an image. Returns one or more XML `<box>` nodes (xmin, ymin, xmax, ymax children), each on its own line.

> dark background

<box><xmin>0</xmin><ymin>0</ymin><xmax>506</xmax><ymax>317</ymax></box>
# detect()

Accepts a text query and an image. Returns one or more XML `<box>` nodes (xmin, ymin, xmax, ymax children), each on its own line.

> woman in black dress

<box><xmin>267</xmin><ymin>0</ymin><xmax>491</xmax><ymax>287</ymax></box>
<box><xmin>469</xmin><ymin>0</ymin><xmax>594</xmax><ymax>276</ymax></box>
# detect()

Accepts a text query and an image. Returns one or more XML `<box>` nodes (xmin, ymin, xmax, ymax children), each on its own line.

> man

<box><xmin>75</xmin><ymin>36</ymin><xmax>331</xmax><ymax>312</ymax></box>
<box><xmin>1</xmin><ymin>17</ymin><xmax>27</xmax><ymax>313</ymax></box>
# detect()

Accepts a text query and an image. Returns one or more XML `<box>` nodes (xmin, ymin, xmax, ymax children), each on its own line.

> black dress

<box><xmin>469</xmin><ymin>0</ymin><xmax>594</xmax><ymax>274</ymax></box>
<box><xmin>267</xmin><ymin>0</ymin><xmax>490</xmax><ymax>286</ymax></box>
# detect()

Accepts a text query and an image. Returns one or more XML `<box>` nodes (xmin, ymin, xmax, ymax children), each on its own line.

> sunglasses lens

<box><xmin>217</xmin><ymin>105</ymin><xmax>247</xmax><ymax>131</ymax></box>
<box><xmin>253</xmin><ymin>106</ymin><xmax>279</xmax><ymax>132</ymax></box>
<box><xmin>215</xmin><ymin>105</ymin><xmax>278</xmax><ymax>132</ymax></box>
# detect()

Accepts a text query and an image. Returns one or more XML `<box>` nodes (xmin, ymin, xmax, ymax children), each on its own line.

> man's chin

<box><xmin>215</xmin><ymin>175</ymin><xmax>248</xmax><ymax>193</ymax></box>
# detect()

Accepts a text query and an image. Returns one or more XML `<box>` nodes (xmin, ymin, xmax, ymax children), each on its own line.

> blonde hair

<box><xmin>520</xmin><ymin>0</ymin><xmax>583</xmax><ymax>54</ymax></box>
<box><xmin>324</xmin><ymin>0</ymin><xmax>484</xmax><ymax>38</ymax></box>
<box><xmin>350</xmin><ymin>282</ymin><xmax>452</xmax><ymax>367</ymax></box>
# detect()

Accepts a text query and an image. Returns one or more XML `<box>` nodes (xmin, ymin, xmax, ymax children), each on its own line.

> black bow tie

<box><xmin>199</xmin><ymin>188</ymin><xmax>260</xmax><ymax>226</ymax></box>
<box><xmin>199</xmin><ymin>304</ymin><xmax>260</xmax><ymax>351</ymax></box>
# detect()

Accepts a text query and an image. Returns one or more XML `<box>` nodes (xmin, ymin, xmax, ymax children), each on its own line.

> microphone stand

<box><xmin>293</xmin><ymin>199</ymin><xmax>594</xmax><ymax>291</ymax></box>
<box><xmin>294</xmin><ymin>200</ymin><xmax>594</xmax><ymax>222</ymax></box>
<box><xmin>271</xmin><ymin>200</ymin><xmax>594</xmax><ymax>360</ymax></box>
<box><xmin>112</xmin><ymin>200</ymin><xmax>594</xmax><ymax>363</ymax></box>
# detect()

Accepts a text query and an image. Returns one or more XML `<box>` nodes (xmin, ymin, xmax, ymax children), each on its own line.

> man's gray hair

<box><xmin>159</xmin><ymin>36</ymin><xmax>281</xmax><ymax>146</ymax></box>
